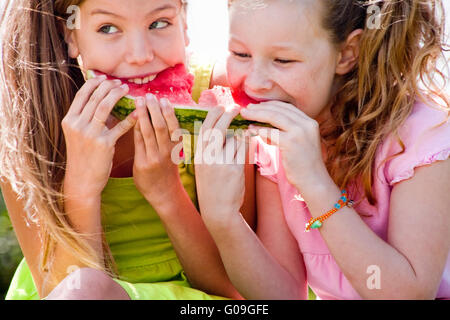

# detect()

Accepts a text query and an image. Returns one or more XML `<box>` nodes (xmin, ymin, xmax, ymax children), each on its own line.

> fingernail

<box><xmin>120</xmin><ymin>84</ymin><xmax>129</xmax><ymax>90</ymax></box>
<box><xmin>146</xmin><ymin>93</ymin><xmax>156</xmax><ymax>101</ymax></box>
<box><xmin>161</xmin><ymin>98</ymin><xmax>171</xmax><ymax>108</ymax></box>
<box><xmin>114</xmin><ymin>79</ymin><xmax>122</xmax><ymax>85</ymax></box>
<box><xmin>248</xmin><ymin>127</ymin><xmax>258</xmax><ymax>136</ymax></box>
<box><xmin>99</xmin><ymin>75</ymin><xmax>107</xmax><ymax>81</ymax></box>
<box><xmin>136</xmin><ymin>96</ymin><xmax>145</xmax><ymax>107</ymax></box>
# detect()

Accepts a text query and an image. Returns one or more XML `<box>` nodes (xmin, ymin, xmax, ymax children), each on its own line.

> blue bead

<box><xmin>341</xmin><ymin>196</ymin><xmax>347</xmax><ymax>202</ymax></box>
<box><xmin>334</xmin><ymin>203</ymin><xmax>341</xmax><ymax>209</ymax></box>
<box><xmin>341</xmin><ymin>189</ymin><xmax>347</xmax><ymax>194</ymax></box>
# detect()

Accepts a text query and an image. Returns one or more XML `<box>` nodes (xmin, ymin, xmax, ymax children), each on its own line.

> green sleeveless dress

<box><xmin>5</xmin><ymin>58</ymin><xmax>227</xmax><ymax>300</ymax></box>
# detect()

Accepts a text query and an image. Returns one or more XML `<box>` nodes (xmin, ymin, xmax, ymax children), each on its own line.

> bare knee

<box><xmin>44</xmin><ymin>268</ymin><xmax>130</xmax><ymax>300</ymax></box>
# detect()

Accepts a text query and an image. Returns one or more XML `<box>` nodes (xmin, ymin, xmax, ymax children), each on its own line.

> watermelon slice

<box><xmin>86</xmin><ymin>64</ymin><xmax>272</xmax><ymax>134</ymax></box>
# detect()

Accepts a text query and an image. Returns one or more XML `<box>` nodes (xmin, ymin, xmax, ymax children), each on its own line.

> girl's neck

<box><xmin>110</xmin><ymin>155</ymin><xmax>134</xmax><ymax>178</ymax></box>
<box><xmin>109</xmin><ymin>120</ymin><xmax>135</xmax><ymax>178</ymax></box>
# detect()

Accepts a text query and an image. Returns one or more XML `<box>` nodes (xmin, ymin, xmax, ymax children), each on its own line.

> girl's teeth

<box><xmin>128</xmin><ymin>75</ymin><xmax>157</xmax><ymax>84</ymax></box>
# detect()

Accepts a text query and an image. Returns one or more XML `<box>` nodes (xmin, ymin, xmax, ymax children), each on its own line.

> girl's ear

<box><xmin>335</xmin><ymin>29</ymin><xmax>363</xmax><ymax>75</ymax></box>
<box><xmin>63</xmin><ymin>27</ymin><xmax>80</xmax><ymax>59</ymax></box>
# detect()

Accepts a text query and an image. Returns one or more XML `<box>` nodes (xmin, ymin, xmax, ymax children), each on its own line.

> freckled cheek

<box><xmin>284</xmin><ymin>70</ymin><xmax>327</xmax><ymax>117</ymax></box>
<box><xmin>303</xmin><ymin>61</ymin><xmax>334</xmax><ymax>102</ymax></box>
<box><xmin>289</xmin><ymin>81</ymin><xmax>310</xmax><ymax>110</ymax></box>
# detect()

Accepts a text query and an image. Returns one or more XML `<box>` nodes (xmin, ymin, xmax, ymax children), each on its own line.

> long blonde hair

<box><xmin>321</xmin><ymin>0</ymin><xmax>449</xmax><ymax>204</ymax></box>
<box><xmin>0</xmin><ymin>0</ymin><xmax>116</xmax><ymax>288</ymax></box>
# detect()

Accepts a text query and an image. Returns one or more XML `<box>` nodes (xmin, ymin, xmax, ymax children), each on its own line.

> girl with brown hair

<box><xmin>195</xmin><ymin>0</ymin><xmax>450</xmax><ymax>299</ymax></box>
<box><xmin>0</xmin><ymin>0</ymin><xmax>252</xmax><ymax>300</ymax></box>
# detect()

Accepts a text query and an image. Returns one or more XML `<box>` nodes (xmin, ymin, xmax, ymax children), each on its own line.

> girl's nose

<box><xmin>125</xmin><ymin>32</ymin><xmax>154</xmax><ymax>65</ymax></box>
<box><xmin>244</xmin><ymin>64</ymin><xmax>273</xmax><ymax>93</ymax></box>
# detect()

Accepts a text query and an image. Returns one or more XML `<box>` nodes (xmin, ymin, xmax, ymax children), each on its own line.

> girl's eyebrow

<box><xmin>271</xmin><ymin>43</ymin><xmax>295</xmax><ymax>50</ymax></box>
<box><xmin>229</xmin><ymin>36</ymin><xmax>246</xmax><ymax>46</ymax></box>
<box><xmin>90</xmin><ymin>4</ymin><xmax>177</xmax><ymax>19</ymax></box>
<box><xmin>230</xmin><ymin>36</ymin><xmax>302</xmax><ymax>53</ymax></box>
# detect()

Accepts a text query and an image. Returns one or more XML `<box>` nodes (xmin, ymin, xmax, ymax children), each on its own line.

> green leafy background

<box><xmin>0</xmin><ymin>192</ymin><xmax>23</xmax><ymax>300</ymax></box>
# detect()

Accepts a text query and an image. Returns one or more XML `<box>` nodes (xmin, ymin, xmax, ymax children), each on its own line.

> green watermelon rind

<box><xmin>111</xmin><ymin>96</ymin><xmax>136</xmax><ymax>120</ymax></box>
<box><xmin>113</xmin><ymin>97</ymin><xmax>272</xmax><ymax>135</ymax></box>
<box><xmin>85</xmin><ymin>71</ymin><xmax>273</xmax><ymax>134</ymax></box>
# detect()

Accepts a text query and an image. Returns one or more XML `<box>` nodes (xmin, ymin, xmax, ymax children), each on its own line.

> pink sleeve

<box><xmin>252</xmin><ymin>137</ymin><xmax>280</xmax><ymax>183</ymax></box>
<box><xmin>383</xmin><ymin>101</ymin><xmax>450</xmax><ymax>186</ymax></box>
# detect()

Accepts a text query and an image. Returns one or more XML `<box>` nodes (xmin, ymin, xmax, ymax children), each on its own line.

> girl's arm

<box><xmin>1</xmin><ymin>77</ymin><xmax>136</xmax><ymax>298</ymax></box>
<box><xmin>191</xmin><ymin>105</ymin><xmax>307</xmax><ymax>299</ymax></box>
<box><xmin>205</xmin><ymin>172</ymin><xmax>307</xmax><ymax>300</ymax></box>
<box><xmin>299</xmin><ymin>158</ymin><xmax>450</xmax><ymax>299</ymax></box>
<box><xmin>132</xmin><ymin>96</ymin><xmax>251</xmax><ymax>298</ymax></box>
<box><xmin>0</xmin><ymin>180</ymin><xmax>103</xmax><ymax>298</ymax></box>
<box><xmin>148</xmin><ymin>163</ymin><xmax>254</xmax><ymax>299</ymax></box>
<box><xmin>242</xmin><ymin>101</ymin><xmax>450</xmax><ymax>299</ymax></box>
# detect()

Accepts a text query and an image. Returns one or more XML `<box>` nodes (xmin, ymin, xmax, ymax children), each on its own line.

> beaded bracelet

<box><xmin>304</xmin><ymin>190</ymin><xmax>354</xmax><ymax>232</ymax></box>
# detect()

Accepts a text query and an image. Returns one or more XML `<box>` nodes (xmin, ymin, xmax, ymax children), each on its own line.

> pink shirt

<box><xmin>254</xmin><ymin>99</ymin><xmax>450</xmax><ymax>300</ymax></box>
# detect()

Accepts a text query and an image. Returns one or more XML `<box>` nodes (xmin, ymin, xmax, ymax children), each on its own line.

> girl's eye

<box><xmin>98</xmin><ymin>25</ymin><xmax>119</xmax><ymax>34</ymax></box>
<box><xmin>275</xmin><ymin>58</ymin><xmax>295</xmax><ymax>64</ymax></box>
<box><xmin>150</xmin><ymin>20</ymin><xmax>170</xmax><ymax>30</ymax></box>
<box><xmin>232</xmin><ymin>51</ymin><xmax>251</xmax><ymax>59</ymax></box>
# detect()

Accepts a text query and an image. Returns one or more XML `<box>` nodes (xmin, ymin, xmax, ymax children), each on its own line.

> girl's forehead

<box><xmin>229</xmin><ymin>0</ymin><xmax>328</xmax><ymax>42</ymax></box>
<box><xmin>230</xmin><ymin>0</ymin><xmax>270</xmax><ymax>10</ymax></box>
<box><xmin>80</xmin><ymin>0</ymin><xmax>183</xmax><ymax>11</ymax></box>
<box><xmin>230</xmin><ymin>0</ymin><xmax>320</xmax><ymax>12</ymax></box>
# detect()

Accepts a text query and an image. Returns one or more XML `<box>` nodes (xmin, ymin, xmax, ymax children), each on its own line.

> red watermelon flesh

<box><xmin>198</xmin><ymin>86</ymin><xmax>236</xmax><ymax>109</ymax></box>
<box><xmin>198</xmin><ymin>86</ymin><xmax>259</xmax><ymax>109</ymax></box>
<box><xmin>92</xmin><ymin>63</ymin><xmax>195</xmax><ymax>105</ymax></box>
<box><xmin>231</xmin><ymin>88</ymin><xmax>259</xmax><ymax>108</ymax></box>
<box><xmin>87</xmin><ymin>64</ymin><xmax>271</xmax><ymax>136</ymax></box>
<box><xmin>90</xmin><ymin>63</ymin><xmax>258</xmax><ymax>109</ymax></box>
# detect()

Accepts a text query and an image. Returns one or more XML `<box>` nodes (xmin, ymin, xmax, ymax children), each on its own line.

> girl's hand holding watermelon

<box><xmin>242</xmin><ymin>101</ymin><xmax>328</xmax><ymax>194</ymax></box>
<box><xmin>62</xmin><ymin>76</ymin><xmax>137</xmax><ymax>201</ymax></box>
<box><xmin>194</xmin><ymin>104</ymin><xmax>248</xmax><ymax>229</ymax></box>
<box><xmin>133</xmin><ymin>94</ymin><xmax>184</xmax><ymax>211</ymax></box>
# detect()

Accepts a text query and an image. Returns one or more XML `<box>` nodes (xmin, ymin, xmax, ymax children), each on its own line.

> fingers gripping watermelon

<box><xmin>86</xmin><ymin>64</ymin><xmax>272</xmax><ymax>134</ymax></box>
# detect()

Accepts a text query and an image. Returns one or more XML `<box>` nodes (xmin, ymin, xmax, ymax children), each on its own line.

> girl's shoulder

<box><xmin>378</xmin><ymin>97</ymin><xmax>450</xmax><ymax>186</ymax></box>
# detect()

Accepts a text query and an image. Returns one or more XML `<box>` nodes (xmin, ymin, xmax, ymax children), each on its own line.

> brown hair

<box><xmin>322</xmin><ymin>0</ymin><xmax>449</xmax><ymax>204</ymax></box>
<box><xmin>0</xmin><ymin>0</ymin><xmax>115</xmax><ymax>289</ymax></box>
<box><xmin>1</xmin><ymin>0</ymin><xmax>190</xmax><ymax>290</ymax></box>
